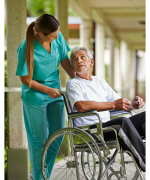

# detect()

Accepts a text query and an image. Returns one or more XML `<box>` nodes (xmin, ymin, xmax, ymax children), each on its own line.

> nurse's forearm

<box><xmin>19</xmin><ymin>75</ymin><xmax>59</xmax><ymax>97</ymax></box>
<box><xmin>61</xmin><ymin>58</ymin><xmax>76</xmax><ymax>78</ymax></box>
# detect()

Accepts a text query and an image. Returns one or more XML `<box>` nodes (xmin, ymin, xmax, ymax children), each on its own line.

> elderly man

<box><xmin>66</xmin><ymin>47</ymin><xmax>145</xmax><ymax>172</ymax></box>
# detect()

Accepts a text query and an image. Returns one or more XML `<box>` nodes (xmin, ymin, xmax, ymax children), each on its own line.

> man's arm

<box><xmin>75</xmin><ymin>98</ymin><xmax>131</xmax><ymax>112</ymax></box>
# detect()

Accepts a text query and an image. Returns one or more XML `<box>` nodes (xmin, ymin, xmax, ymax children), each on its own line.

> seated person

<box><xmin>66</xmin><ymin>47</ymin><xmax>145</xmax><ymax>172</ymax></box>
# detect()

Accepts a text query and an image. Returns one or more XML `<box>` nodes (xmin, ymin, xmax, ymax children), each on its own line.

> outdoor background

<box><xmin>3</xmin><ymin>0</ymin><xmax>148</xmax><ymax>179</ymax></box>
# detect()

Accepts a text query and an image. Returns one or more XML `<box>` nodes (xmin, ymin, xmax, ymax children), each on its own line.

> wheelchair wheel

<box><xmin>41</xmin><ymin>127</ymin><xmax>103</xmax><ymax>180</ymax></box>
<box><xmin>81</xmin><ymin>151</ymin><xmax>101</xmax><ymax>180</ymax></box>
<box><xmin>101</xmin><ymin>149</ymin><xmax>145</xmax><ymax>180</ymax></box>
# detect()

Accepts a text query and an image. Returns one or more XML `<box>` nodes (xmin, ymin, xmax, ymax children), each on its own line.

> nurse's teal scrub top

<box><xmin>16</xmin><ymin>31</ymin><xmax>71</xmax><ymax>105</ymax></box>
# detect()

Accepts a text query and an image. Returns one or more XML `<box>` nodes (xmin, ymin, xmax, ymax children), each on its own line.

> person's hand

<box><xmin>113</xmin><ymin>98</ymin><xmax>131</xmax><ymax>111</ymax></box>
<box><xmin>47</xmin><ymin>88</ymin><xmax>61</xmax><ymax>99</ymax></box>
<box><xmin>130</xmin><ymin>96</ymin><xmax>144</xmax><ymax>109</ymax></box>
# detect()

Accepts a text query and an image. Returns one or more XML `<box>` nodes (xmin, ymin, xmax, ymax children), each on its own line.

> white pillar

<box><xmin>114</xmin><ymin>46</ymin><xmax>122</xmax><ymax>97</ymax></box>
<box><xmin>137</xmin><ymin>51</ymin><xmax>146</xmax><ymax>97</ymax></box>
<box><xmin>137</xmin><ymin>51</ymin><xmax>145</xmax><ymax>82</ymax></box>
<box><xmin>55</xmin><ymin>0</ymin><xmax>69</xmax><ymax>88</ymax></box>
<box><xmin>109</xmin><ymin>39</ymin><xmax>115</xmax><ymax>89</ymax></box>
<box><xmin>129</xmin><ymin>50</ymin><xmax>136</xmax><ymax>99</ymax></box>
<box><xmin>127</xmin><ymin>49</ymin><xmax>134</xmax><ymax>100</ymax></box>
<box><xmin>120</xmin><ymin>41</ymin><xmax>128</xmax><ymax>98</ymax></box>
<box><xmin>80</xmin><ymin>19</ymin><xmax>92</xmax><ymax>51</ymax></box>
<box><xmin>95</xmin><ymin>23</ymin><xmax>105</xmax><ymax>79</ymax></box>
<box><xmin>6</xmin><ymin>0</ymin><xmax>29</xmax><ymax>179</ymax></box>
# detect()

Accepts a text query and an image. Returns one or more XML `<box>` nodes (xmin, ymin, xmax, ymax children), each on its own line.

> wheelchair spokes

<box><xmin>41</xmin><ymin>128</ymin><xmax>102</xmax><ymax>180</ymax></box>
<box><xmin>81</xmin><ymin>151</ymin><xmax>101</xmax><ymax>180</ymax></box>
<box><xmin>101</xmin><ymin>149</ymin><xmax>145</xmax><ymax>180</ymax></box>
<box><xmin>80</xmin><ymin>148</ymin><xmax>145</xmax><ymax>180</ymax></box>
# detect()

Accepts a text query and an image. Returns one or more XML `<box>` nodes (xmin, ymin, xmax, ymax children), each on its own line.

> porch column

<box><xmin>6</xmin><ymin>0</ymin><xmax>29</xmax><ymax>180</ymax></box>
<box><xmin>109</xmin><ymin>38</ymin><xmax>115</xmax><ymax>89</ymax></box>
<box><xmin>126</xmin><ymin>49</ymin><xmax>135</xmax><ymax>100</ymax></box>
<box><xmin>55</xmin><ymin>0</ymin><xmax>69</xmax><ymax>88</ymax></box>
<box><xmin>95</xmin><ymin>23</ymin><xmax>105</xmax><ymax>79</ymax></box>
<box><xmin>114</xmin><ymin>46</ymin><xmax>122</xmax><ymax>96</ymax></box>
<box><xmin>120</xmin><ymin>41</ymin><xmax>128</xmax><ymax>98</ymax></box>
<box><xmin>136</xmin><ymin>51</ymin><xmax>145</xmax><ymax>99</ymax></box>
<box><xmin>129</xmin><ymin>50</ymin><xmax>136</xmax><ymax>99</ymax></box>
<box><xmin>80</xmin><ymin>19</ymin><xmax>92</xmax><ymax>51</ymax></box>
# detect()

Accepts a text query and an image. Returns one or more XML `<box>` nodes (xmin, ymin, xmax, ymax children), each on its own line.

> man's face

<box><xmin>72</xmin><ymin>50</ymin><xmax>94</xmax><ymax>75</ymax></box>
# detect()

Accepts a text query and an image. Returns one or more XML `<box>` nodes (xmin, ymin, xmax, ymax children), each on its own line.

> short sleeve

<box><xmin>66</xmin><ymin>80</ymin><xmax>84</xmax><ymax>111</ymax></box>
<box><xmin>58</xmin><ymin>31</ymin><xmax>71</xmax><ymax>61</ymax></box>
<box><xmin>16</xmin><ymin>41</ymin><xmax>28</xmax><ymax>76</ymax></box>
<box><xmin>102</xmin><ymin>79</ymin><xmax>121</xmax><ymax>101</ymax></box>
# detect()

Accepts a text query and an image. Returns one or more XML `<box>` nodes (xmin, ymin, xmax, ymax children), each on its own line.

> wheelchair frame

<box><xmin>41</xmin><ymin>91</ymin><xmax>145</xmax><ymax>180</ymax></box>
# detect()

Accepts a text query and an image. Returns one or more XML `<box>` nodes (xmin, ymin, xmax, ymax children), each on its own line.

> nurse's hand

<box><xmin>47</xmin><ymin>88</ymin><xmax>61</xmax><ymax>99</ymax></box>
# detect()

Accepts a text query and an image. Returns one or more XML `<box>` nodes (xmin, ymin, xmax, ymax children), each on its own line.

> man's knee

<box><xmin>118</xmin><ymin>117</ymin><xmax>134</xmax><ymax>129</ymax></box>
<box><xmin>119</xmin><ymin>117</ymin><xmax>131</xmax><ymax>124</ymax></box>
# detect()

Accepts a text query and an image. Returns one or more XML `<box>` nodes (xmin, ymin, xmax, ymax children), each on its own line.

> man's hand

<box><xmin>129</xmin><ymin>96</ymin><xmax>144</xmax><ymax>110</ymax></box>
<box><xmin>113</xmin><ymin>98</ymin><xmax>131</xmax><ymax>111</ymax></box>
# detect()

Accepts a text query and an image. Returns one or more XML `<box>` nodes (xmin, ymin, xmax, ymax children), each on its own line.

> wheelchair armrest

<box><xmin>68</xmin><ymin>109</ymin><xmax>98</xmax><ymax>118</ymax></box>
<box><xmin>68</xmin><ymin>110</ymin><xmax>103</xmax><ymax>136</ymax></box>
<box><xmin>109</xmin><ymin>110</ymin><xmax>133</xmax><ymax>117</ymax></box>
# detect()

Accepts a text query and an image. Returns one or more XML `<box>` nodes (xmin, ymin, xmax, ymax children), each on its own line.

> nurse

<box><xmin>16</xmin><ymin>14</ymin><xmax>75</xmax><ymax>180</ymax></box>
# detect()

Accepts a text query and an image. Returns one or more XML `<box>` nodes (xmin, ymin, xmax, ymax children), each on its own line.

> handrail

<box><xmin>4</xmin><ymin>87</ymin><xmax>66</xmax><ymax>92</ymax></box>
<box><xmin>4</xmin><ymin>87</ymin><xmax>21</xmax><ymax>92</ymax></box>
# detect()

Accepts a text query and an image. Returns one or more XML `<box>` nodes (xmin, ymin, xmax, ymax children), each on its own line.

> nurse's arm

<box><xmin>61</xmin><ymin>57</ymin><xmax>76</xmax><ymax>78</ymax></box>
<box><xmin>19</xmin><ymin>75</ymin><xmax>61</xmax><ymax>99</ymax></box>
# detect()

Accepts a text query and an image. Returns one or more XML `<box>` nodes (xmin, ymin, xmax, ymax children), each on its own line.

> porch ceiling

<box><xmin>69</xmin><ymin>0</ymin><xmax>145</xmax><ymax>50</ymax></box>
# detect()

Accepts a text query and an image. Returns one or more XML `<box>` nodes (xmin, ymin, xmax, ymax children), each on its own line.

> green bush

<box><xmin>4</xmin><ymin>60</ymin><xmax>7</xmax><ymax>87</ymax></box>
<box><xmin>4</xmin><ymin>59</ymin><xmax>8</xmax><ymax>180</ymax></box>
<box><xmin>4</xmin><ymin>121</ymin><xmax>8</xmax><ymax>180</ymax></box>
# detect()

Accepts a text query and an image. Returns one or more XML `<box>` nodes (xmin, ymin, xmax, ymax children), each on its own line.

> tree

<box><xmin>27</xmin><ymin>0</ymin><xmax>78</xmax><ymax>17</ymax></box>
<box><xmin>27</xmin><ymin>0</ymin><xmax>55</xmax><ymax>17</ymax></box>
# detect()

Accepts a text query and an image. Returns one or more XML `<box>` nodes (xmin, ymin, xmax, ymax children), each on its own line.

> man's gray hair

<box><xmin>70</xmin><ymin>47</ymin><xmax>93</xmax><ymax>66</ymax></box>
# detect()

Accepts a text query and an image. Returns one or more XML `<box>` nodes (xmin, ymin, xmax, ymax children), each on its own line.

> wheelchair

<box><xmin>41</xmin><ymin>91</ymin><xmax>145</xmax><ymax>180</ymax></box>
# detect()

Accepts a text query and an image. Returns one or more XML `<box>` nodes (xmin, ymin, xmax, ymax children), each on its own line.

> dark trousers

<box><xmin>102</xmin><ymin>111</ymin><xmax>145</xmax><ymax>171</ymax></box>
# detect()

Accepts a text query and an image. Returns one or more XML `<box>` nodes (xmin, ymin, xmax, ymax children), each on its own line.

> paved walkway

<box><xmin>48</xmin><ymin>152</ymin><xmax>145</xmax><ymax>180</ymax></box>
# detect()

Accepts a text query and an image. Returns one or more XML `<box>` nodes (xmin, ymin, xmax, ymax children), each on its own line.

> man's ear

<box><xmin>90</xmin><ymin>59</ymin><xmax>94</xmax><ymax>67</ymax></box>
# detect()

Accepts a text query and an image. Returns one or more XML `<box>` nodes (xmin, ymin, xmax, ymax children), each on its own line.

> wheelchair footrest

<box><xmin>97</xmin><ymin>140</ymin><xmax>118</xmax><ymax>149</ymax></box>
<box><xmin>74</xmin><ymin>140</ymin><xmax>117</xmax><ymax>153</ymax></box>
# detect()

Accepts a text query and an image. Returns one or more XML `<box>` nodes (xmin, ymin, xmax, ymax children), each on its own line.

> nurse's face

<box><xmin>41</xmin><ymin>26</ymin><xmax>60</xmax><ymax>43</ymax></box>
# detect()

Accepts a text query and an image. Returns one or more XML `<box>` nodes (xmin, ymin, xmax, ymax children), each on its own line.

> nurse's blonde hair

<box><xmin>25</xmin><ymin>14</ymin><xmax>59</xmax><ymax>87</ymax></box>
